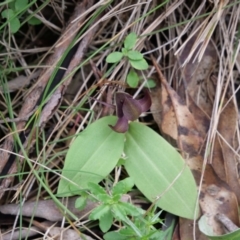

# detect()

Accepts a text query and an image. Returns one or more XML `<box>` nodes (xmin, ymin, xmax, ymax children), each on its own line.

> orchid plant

<box><xmin>109</xmin><ymin>90</ymin><xmax>151</xmax><ymax>133</ymax></box>
<box><xmin>57</xmin><ymin>90</ymin><xmax>198</xmax><ymax>217</ymax></box>
<box><xmin>106</xmin><ymin>33</ymin><xmax>155</xmax><ymax>88</ymax></box>
<box><xmin>57</xmin><ymin>32</ymin><xmax>198</xmax><ymax>237</ymax></box>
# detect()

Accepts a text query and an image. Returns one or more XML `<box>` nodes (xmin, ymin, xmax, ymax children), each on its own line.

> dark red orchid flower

<box><xmin>109</xmin><ymin>90</ymin><xmax>151</xmax><ymax>133</ymax></box>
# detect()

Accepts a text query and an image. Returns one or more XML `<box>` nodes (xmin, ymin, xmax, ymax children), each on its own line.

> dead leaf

<box><xmin>151</xmin><ymin>56</ymin><xmax>240</xmax><ymax>238</ymax></box>
<box><xmin>218</xmin><ymin>99</ymin><xmax>240</xmax><ymax>201</ymax></box>
<box><xmin>0</xmin><ymin>70</ymin><xmax>40</xmax><ymax>93</ymax></box>
<box><xmin>47</xmin><ymin>227</ymin><xmax>93</xmax><ymax>240</ymax></box>
<box><xmin>179</xmin><ymin>36</ymin><xmax>217</xmax><ymax>118</ymax></box>
<box><xmin>0</xmin><ymin>197</ymin><xmax>96</xmax><ymax>222</ymax></box>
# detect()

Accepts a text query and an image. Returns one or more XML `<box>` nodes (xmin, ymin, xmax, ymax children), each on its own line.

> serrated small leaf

<box><xmin>99</xmin><ymin>211</ymin><xmax>113</xmax><ymax>232</ymax></box>
<box><xmin>98</xmin><ymin>194</ymin><xmax>112</xmax><ymax>203</ymax></box>
<box><xmin>75</xmin><ymin>197</ymin><xmax>87</xmax><ymax>210</ymax></box>
<box><xmin>112</xmin><ymin>193</ymin><xmax>121</xmax><ymax>202</ymax></box>
<box><xmin>127</xmin><ymin>51</ymin><xmax>143</xmax><ymax>60</ymax></box>
<box><xmin>129</xmin><ymin>59</ymin><xmax>148</xmax><ymax>70</ymax></box>
<box><xmin>124</xmin><ymin>33</ymin><xmax>137</xmax><ymax>50</ymax></box>
<box><xmin>127</xmin><ymin>70</ymin><xmax>139</xmax><ymax>88</ymax></box>
<box><xmin>106</xmin><ymin>52</ymin><xmax>123</xmax><ymax>63</ymax></box>
<box><xmin>88</xmin><ymin>182</ymin><xmax>106</xmax><ymax>196</ymax></box>
<box><xmin>28</xmin><ymin>17</ymin><xmax>42</xmax><ymax>25</ymax></box>
<box><xmin>118</xmin><ymin>202</ymin><xmax>144</xmax><ymax>216</ymax></box>
<box><xmin>112</xmin><ymin>204</ymin><xmax>142</xmax><ymax>236</ymax></box>
<box><xmin>112</xmin><ymin>177</ymin><xmax>134</xmax><ymax>196</ymax></box>
<box><xmin>15</xmin><ymin>0</ymin><xmax>28</xmax><ymax>11</ymax></box>
<box><xmin>89</xmin><ymin>204</ymin><xmax>110</xmax><ymax>220</ymax></box>
<box><xmin>104</xmin><ymin>231</ymin><xmax>126</xmax><ymax>240</ymax></box>
<box><xmin>112</xmin><ymin>204</ymin><xmax>127</xmax><ymax>222</ymax></box>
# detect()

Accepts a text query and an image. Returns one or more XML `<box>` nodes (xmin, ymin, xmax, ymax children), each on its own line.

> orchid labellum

<box><xmin>109</xmin><ymin>90</ymin><xmax>151</xmax><ymax>133</ymax></box>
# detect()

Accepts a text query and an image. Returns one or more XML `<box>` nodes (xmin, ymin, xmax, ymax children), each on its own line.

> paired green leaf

<box><xmin>2</xmin><ymin>0</ymin><xmax>32</xmax><ymax>33</ymax></box>
<box><xmin>57</xmin><ymin>116</ymin><xmax>125</xmax><ymax>196</ymax></box>
<box><xmin>124</xmin><ymin>122</ymin><xmax>199</xmax><ymax>219</ymax></box>
<box><xmin>106</xmin><ymin>52</ymin><xmax>123</xmax><ymax>63</ymax></box>
<box><xmin>127</xmin><ymin>51</ymin><xmax>143</xmax><ymax>60</ymax></box>
<box><xmin>129</xmin><ymin>58</ymin><xmax>148</xmax><ymax>70</ymax></box>
<box><xmin>124</xmin><ymin>32</ymin><xmax>137</xmax><ymax>50</ymax></box>
<box><xmin>127</xmin><ymin>70</ymin><xmax>139</xmax><ymax>88</ymax></box>
<box><xmin>1</xmin><ymin>9</ymin><xmax>20</xmax><ymax>33</ymax></box>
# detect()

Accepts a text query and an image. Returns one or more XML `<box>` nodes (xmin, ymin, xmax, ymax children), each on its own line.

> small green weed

<box><xmin>1</xmin><ymin>0</ymin><xmax>41</xmax><ymax>33</ymax></box>
<box><xmin>75</xmin><ymin>178</ymin><xmax>166</xmax><ymax>240</ymax></box>
<box><xmin>57</xmin><ymin>32</ymin><xmax>199</xmax><ymax>238</ymax></box>
<box><xmin>106</xmin><ymin>33</ymin><xmax>155</xmax><ymax>88</ymax></box>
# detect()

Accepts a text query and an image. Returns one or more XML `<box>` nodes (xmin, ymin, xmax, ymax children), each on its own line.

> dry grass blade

<box><xmin>1</xmin><ymin>0</ymin><xmax>240</xmax><ymax>239</ymax></box>
<box><xmin>0</xmin><ymin>0</ymin><xmax>95</xmax><ymax>196</ymax></box>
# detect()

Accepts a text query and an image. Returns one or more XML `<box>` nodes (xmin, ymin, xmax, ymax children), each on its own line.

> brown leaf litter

<box><xmin>150</xmin><ymin>34</ymin><xmax>240</xmax><ymax>238</ymax></box>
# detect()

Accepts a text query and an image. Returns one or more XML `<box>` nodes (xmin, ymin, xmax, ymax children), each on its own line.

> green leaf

<box><xmin>57</xmin><ymin>116</ymin><xmax>125</xmax><ymax>196</ymax></box>
<box><xmin>1</xmin><ymin>9</ymin><xmax>14</xmax><ymax>19</ymax></box>
<box><xmin>104</xmin><ymin>231</ymin><xmax>126</xmax><ymax>240</ymax></box>
<box><xmin>28</xmin><ymin>17</ymin><xmax>42</xmax><ymax>25</ymax></box>
<box><xmin>118</xmin><ymin>202</ymin><xmax>144</xmax><ymax>216</ymax></box>
<box><xmin>118</xmin><ymin>227</ymin><xmax>136</xmax><ymax>237</ymax></box>
<box><xmin>144</xmin><ymin>79</ymin><xmax>156</xmax><ymax>88</ymax></box>
<box><xmin>129</xmin><ymin>59</ymin><xmax>148</xmax><ymax>70</ymax></box>
<box><xmin>112</xmin><ymin>193</ymin><xmax>121</xmax><ymax>202</ymax></box>
<box><xmin>112</xmin><ymin>177</ymin><xmax>134</xmax><ymax>196</ymax></box>
<box><xmin>124</xmin><ymin>33</ymin><xmax>137</xmax><ymax>50</ymax></box>
<box><xmin>199</xmin><ymin>215</ymin><xmax>240</xmax><ymax>239</ymax></box>
<box><xmin>9</xmin><ymin>18</ymin><xmax>21</xmax><ymax>33</ymax></box>
<box><xmin>99</xmin><ymin>211</ymin><xmax>114</xmax><ymax>232</ymax></box>
<box><xmin>117</xmin><ymin>158</ymin><xmax>126</xmax><ymax>166</ymax></box>
<box><xmin>122</xmin><ymin>47</ymin><xmax>128</xmax><ymax>56</ymax></box>
<box><xmin>106</xmin><ymin>52</ymin><xmax>123</xmax><ymax>63</ymax></box>
<box><xmin>127</xmin><ymin>51</ymin><xmax>143</xmax><ymax>60</ymax></box>
<box><xmin>156</xmin><ymin>216</ymin><xmax>176</xmax><ymax>240</ymax></box>
<box><xmin>15</xmin><ymin>0</ymin><xmax>28</xmax><ymax>11</ymax></box>
<box><xmin>112</xmin><ymin>204</ymin><xmax>128</xmax><ymax>222</ymax></box>
<box><xmin>127</xmin><ymin>70</ymin><xmax>139</xmax><ymax>88</ymax></box>
<box><xmin>98</xmin><ymin>194</ymin><xmax>112</xmax><ymax>203</ymax></box>
<box><xmin>1</xmin><ymin>10</ymin><xmax>21</xmax><ymax>33</ymax></box>
<box><xmin>8</xmin><ymin>2</ymin><xmax>15</xmax><ymax>10</ymax></box>
<box><xmin>124</xmin><ymin>122</ymin><xmax>199</xmax><ymax>219</ymax></box>
<box><xmin>75</xmin><ymin>197</ymin><xmax>87</xmax><ymax>210</ymax></box>
<box><xmin>88</xmin><ymin>182</ymin><xmax>106</xmax><ymax>196</ymax></box>
<box><xmin>89</xmin><ymin>204</ymin><xmax>110</xmax><ymax>220</ymax></box>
